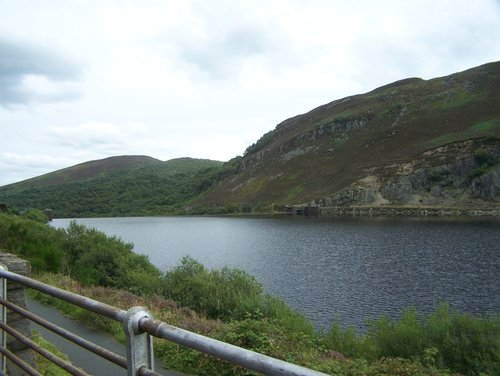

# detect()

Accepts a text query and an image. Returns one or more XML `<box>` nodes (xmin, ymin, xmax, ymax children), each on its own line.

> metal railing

<box><xmin>0</xmin><ymin>267</ymin><xmax>328</xmax><ymax>376</ymax></box>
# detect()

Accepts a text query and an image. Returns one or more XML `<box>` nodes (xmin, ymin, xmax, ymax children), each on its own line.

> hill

<box><xmin>11</xmin><ymin>155</ymin><xmax>162</xmax><ymax>189</ymax></box>
<box><xmin>1</xmin><ymin>61</ymin><xmax>499</xmax><ymax>216</ymax></box>
<box><xmin>193</xmin><ymin>61</ymin><xmax>500</xmax><ymax>212</ymax></box>
<box><xmin>0</xmin><ymin>157</ymin><xmax>224</xmax><ymax>217</ymax></box>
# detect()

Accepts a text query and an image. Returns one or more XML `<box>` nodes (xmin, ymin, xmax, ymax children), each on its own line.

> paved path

<box><xmin>27</xmin><ymin>298</ymin><xmax>182</xmax><ymax>375</ymax></box>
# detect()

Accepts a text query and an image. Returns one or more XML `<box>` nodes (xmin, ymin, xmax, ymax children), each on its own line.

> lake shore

<box><xmin>317</xmin><ymin>205</ymin><xmax>500</xmax><ymax>217</ymax></box>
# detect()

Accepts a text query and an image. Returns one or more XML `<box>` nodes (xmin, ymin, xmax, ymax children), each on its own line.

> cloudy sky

<box><xmin>1</xmin><ymin>0</ymin><xmax>500</xmax><ymax>186</ymax></box>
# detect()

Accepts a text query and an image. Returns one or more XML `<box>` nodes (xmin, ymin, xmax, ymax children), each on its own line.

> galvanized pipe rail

<box><xmin>0</xmin><ymin>298</ymin><xmax>128</xmax><ymax>369</ymax></box>
<box><xmin>0</xmin><ymin>268</ymin><xmax>328</xmax><ymax>376</ymax></box>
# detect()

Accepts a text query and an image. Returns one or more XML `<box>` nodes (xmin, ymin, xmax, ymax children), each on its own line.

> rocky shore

<box><xmin>319</xmin><ymin>206</ymin><xmax>500</xmax><ymax>217</ymax></box>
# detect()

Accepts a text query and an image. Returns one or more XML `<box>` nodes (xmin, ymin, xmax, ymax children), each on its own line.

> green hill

<box><xmin>0</xmin><ymin>157</ymin><xmax>224</xmax><ymax>217</ymax></box>
<box><xmin>194</xmin><ymin>61</ymin><xmax>500</xmax><ymax>212</ymax></box>
<box><xmin>1</xmin><ymin>61</ymin><xmax>499</xmax><ymax>217</ymax></box>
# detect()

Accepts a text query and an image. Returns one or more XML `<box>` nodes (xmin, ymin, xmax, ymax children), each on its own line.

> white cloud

<box><xmin>0</xmin><ymin>37</ymin><xmax>83</xmax><ymax>106</ymax></box>
<box><xmin>47</xmin><ymin>121</ymin><xmax>151</xmax><ymax>152</ymax></box>
<box><xmin>0</xmin><ymin>152</ymin><xmax>75</xmax><ymax>185</ymax></box>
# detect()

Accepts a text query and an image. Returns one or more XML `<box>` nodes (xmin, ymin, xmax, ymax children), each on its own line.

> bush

<box><xmin>0</xmin><ymin>212</ymin><xmax>65</xmax><ymax>272</ymax></box>
<box><xmin>323</xmin><ymin>321</ymin><xmax>368</xmax><ymax>358</ymax></box>
<box><xmin>424</xmin><ymin>303</ymin><xmax>500</xmax><ymax>375</ymax></box>
<box><xmin>163</xmin><ymin>256</ymin><xmax>314</xmax><ymax>336</ymax></box>
<box><xmin>366</xmin><ymin>308</ymin><xmax>426</xmax><ymax>360</ymax></box>
<box><xmin>361</xmin><ymin>304</ymin><xmax>500</xmax><ymax>375</ymax></box>
<box><xmin>63</xmin><ymin>221</ymin><xmax>162</xmax><ymax>294</ymax></box>
<box><xmin>21</xmin><ymin>208</ymin><xmax>48</xmax><ymax>223</ymax></box>
<box><xmin>163</xmin><ymin>256</ymin><xmax>264</xmax><ymax>320</ymax></box>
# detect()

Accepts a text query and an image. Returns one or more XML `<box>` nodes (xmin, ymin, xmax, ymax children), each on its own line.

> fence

<box><xmin>0</xmin><ymin>265</ymin><xmax>328</xmax><ymax>376</ymax></box>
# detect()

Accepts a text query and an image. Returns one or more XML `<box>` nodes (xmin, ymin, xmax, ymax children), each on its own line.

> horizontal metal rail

<box><xmin>0</xmin><ymin>298</ymin><xmax>127</xmax><ymax>370</ymax></box>
<box><xmin>0</xmin><ymin>270</ymin><xmax>126</xmax><ymax>322</ymax></box>
<box><xmin>0</xmin><ymin>269</ymin><xmax>328</xmax><ymax>376</ymax></box>
<box><xmin>0</xmin><ymin>321</ymin><xmax>90</xmax><ymax>376</ymax></box>
<box><xmin>0</xmin><ymin>346</ymin><xmax>40</xmax><ymax>376</ymax></box>
<box><xmin>139</xmin><ymin>318</ymin><xmax>323</xmax><ymax>376</ymax></box>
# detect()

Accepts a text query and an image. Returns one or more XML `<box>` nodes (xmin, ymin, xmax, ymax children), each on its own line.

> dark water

<box><xmin>52</xmin><ymin>216</ymin><xmax>500</xmax><ymax>331</ymax></box>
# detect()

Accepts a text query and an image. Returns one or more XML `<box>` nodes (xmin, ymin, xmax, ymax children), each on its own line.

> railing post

<box><xmin>0</xmin><ymin>253</ymin><xmax>37</xmax><ymax>375</ymax></box>
<box><xmin>0</xmin><ymin>264</ymin><xmax>6</xmax><ymax>374</ymax></box>
<box><xmin>123</xmin><ymin>306</ymin><xmax>154</xmax><ymax>376</ymax></box>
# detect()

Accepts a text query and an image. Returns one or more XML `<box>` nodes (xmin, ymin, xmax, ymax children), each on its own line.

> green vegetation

<box><xmin>0</xmin><ymin>157</ymin><xmax>231</xmax><ymax>217</ymax></box>
<box><xmin>468</xmin><ymin>148</ymin><xmax>499</xmax><ymax>179</ymax></box>
<box><xmin>284</xmin><ymin>184</ymin><xmax>305</xmax><ymax>202</ymax></box>
<box><xmin>0</xmin><ymin>210</ymin><xmax>498</xmax><ymax>375</ymax></box>
<box><xmin>63</xmin><ymin>222</ymin><xmax>162</xmax><ymax>294</ymax></box>
<box><xmin>244</xmin><ymin>129</ymin><xmax>276</xmax><ymax>156</ymax></box>
<box><xmin>32</xmin><ymin>331</ymin><xmax>73</xmax><ymax>375</ymax></box>
<box><xmin>429</xmin><ymin>120</ymin><xmax>500</xmax><ymax>148</ymax></box>
<box><xmin>0</xmin><ymin>211</ymin><xmax>65</xmax><ymax>272</ymax></box>
<box><xmin>472</xmin><ymin>119</ymin><xmax>500</xmax><ymax>133</ymax></box>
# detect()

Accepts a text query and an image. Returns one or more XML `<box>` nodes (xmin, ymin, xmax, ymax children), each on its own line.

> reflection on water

<box><xmin>52</xmin><ymin>216</ymin><xmax>500</xmax><ymax>330</ymax></box>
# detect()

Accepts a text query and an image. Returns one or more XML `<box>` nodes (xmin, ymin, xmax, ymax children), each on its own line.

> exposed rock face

<box><xmin>320</xmin><ymin>143</ymin><xmax>500</xmax><ymax>208</ymax></box>
<box><xmin>471</xmin><ymin>168</ymin><xmax>500</xmax><ymax>199</ymax></box>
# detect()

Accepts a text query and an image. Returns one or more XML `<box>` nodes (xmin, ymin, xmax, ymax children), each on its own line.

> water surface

<box><xmin>52</xmin><ymin>216</ymin><xmax>500</xmax><ymax>330</ymax></box>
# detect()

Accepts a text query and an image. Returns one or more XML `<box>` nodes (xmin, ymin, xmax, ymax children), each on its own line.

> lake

<box><xmin>51</xmin><ymin>215</ymin><xmax>500</xmax><ymax>331</ymax></box>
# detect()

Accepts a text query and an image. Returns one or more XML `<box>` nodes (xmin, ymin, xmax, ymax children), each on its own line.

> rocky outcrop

<box><xmin>471</xmin><ymin>168</ymin><xmax>500</xmax><ymax>199</ymax></box>
<box><xmin>319</xmin><ymin>143</ymin><xmax>500</xmax><ymax>209</ymax></box>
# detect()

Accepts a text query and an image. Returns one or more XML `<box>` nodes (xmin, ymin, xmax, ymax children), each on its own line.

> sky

<box><xmin>1</xmin><ymin>0</ymin><xmax>500</xmax><ymax>186</ymax></box>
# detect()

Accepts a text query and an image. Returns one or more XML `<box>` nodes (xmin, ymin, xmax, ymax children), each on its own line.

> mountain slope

<box><xmin>13</xmin><ymin>155</ymin><xmax>162</xmax><ymax>188</ymax></box>
<box><xmin>195</xmin><ymin>61</ymin><xmax>500</xmax><ymax>211</ymax></box>
<box><xmin>1</xmin><ymin>61</ymin><xmax>499</xmax><ymax>217</ymax></box>
<box><xmin>0</xmin><ymin>157</ymin><xmax>223</xmax><ymax>217</ymax></box>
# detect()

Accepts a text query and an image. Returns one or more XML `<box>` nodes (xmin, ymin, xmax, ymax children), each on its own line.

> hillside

<box><xmin>1</xmin><ymin>61</ymin><xmax>499</xmax><ymax>217</ymax></box>
<box><xmin>194</xmin><ymin>61</ymin><xmax>500</xmax><ymax>212</ymax></box>
<box><xmin>0</xmin><ymin>157</ymin><xmax>224</xmax><ymax>217</ymax></box>
<box><xmin>13</xmin><ymin>155</ymin><xmax>162</xmax><ymax>188</ymax></box>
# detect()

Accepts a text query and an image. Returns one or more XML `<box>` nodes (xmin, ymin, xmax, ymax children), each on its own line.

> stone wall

<box><xmin>0</xmin><ymin>253</ymin><xmax>36</xmax><ymax>375</ymax></box>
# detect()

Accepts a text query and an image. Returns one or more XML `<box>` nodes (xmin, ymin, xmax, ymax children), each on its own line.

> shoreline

<box><xmin>48</xmin><ymin>205</ymin><xmax>500</xmax><ymax>220</ymax></box>
<box><xmin>317</xmin><ymin>205</ymin><xmax>500</xmax><ymax>218</ymax></box>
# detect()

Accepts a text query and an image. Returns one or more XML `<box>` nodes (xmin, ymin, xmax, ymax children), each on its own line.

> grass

<box><xmin>283</xmin><ymin>184</ymin><xmax>305</xmax><ymax>202</ymax></box>
<box><xmin>428</xmin><ymin>119</ymin><xmax>500</xmax><ymax>148</ymax></box>
<box><xmin>32</xmin><ymin>331</ymin><xmax>72</xmax><ymax>375</ymax></box>
<box><xmin>472</xmin><ymin>119</ymin><xmax>500</xmax><ymax>132</ymax></box>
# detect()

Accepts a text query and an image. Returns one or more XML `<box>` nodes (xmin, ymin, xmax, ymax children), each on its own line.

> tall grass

<box><xmin>324</xmin><ymin>304</ymin><xmax>500</xmax><ymax>375</ymax></box>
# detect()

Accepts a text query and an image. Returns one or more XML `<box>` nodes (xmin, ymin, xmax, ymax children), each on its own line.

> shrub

<box><xmin>162</xmin><ymin>256</ymin><xmax>314</xmax><ymax>336</ymax></box>
<box><xmin>366</xmin><ymin>308</ymin><xmax>426</xmax><ymax>360</ymax></box>
<box><xmin>21</xmin><ymin>208</ymin><xmax>48</xmax><ymax>223</ymax></box>
<box><xmin>163</xmin><ymin>256</ymin><xmax>264</xmax><ymax>320</ymax></box>
<box><xmin>0</xmin><ymin>212</ymin><xmax>65</xmax><ymax>272</ymax></box>
<box><xmin>360</xmin><ymin>304</ymin><xmax>500</xmax><ymax>375</ymax></box>
<box><xmin>474</xmin><ymin>149</ymin><xmax>496</xmax><ymax>167</ymax></box>
<box><xmin>62</xmin><ymin>221</ymin><xmax>162</xmax><ymax>294</ymax></box>
<box><xmin>424</xmin><ymin>303</ymin><xmax>500</xmax><ymax>375</ymax></box>
<box><xmin>323</xmin><ymin>321</ymin><xmax>367</xmax><ymax>358</ymax></box>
